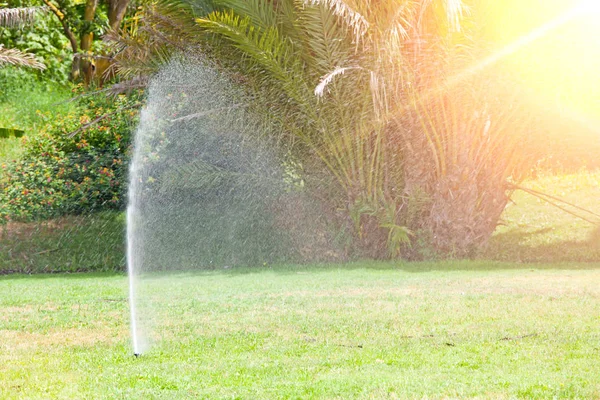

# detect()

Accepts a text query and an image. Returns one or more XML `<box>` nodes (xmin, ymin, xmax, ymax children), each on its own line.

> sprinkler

<box><xmin>134</xmin><ymin>353</ymin><xmax>140</xmax><ymax>358</ymax></box>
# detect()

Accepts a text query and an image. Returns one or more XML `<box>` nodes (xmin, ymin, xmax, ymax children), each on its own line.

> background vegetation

<box><xmin>3</xmin><ymin>171</ymin><xmax>599</xmax><ymax>274</ymax></box>
<box><xmin>108</xmin><ymin>0</ymin><xmax>599</xmax><ymax>260</ymax></box>
<box><xmin>1</xmin><ymin>0</ymin><xmax>599</xmax><ymax>272</ymax></box>
<box><xmin>0</xmin><ymin>89</ymin><xmax>139</xmax><ymax>222</ymax></box>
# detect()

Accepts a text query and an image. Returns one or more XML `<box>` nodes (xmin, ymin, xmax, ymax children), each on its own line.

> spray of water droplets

<box><xmin>126</xmin><ymin>58</ymin><xmax>343</xmax><ymax>354</ymax></box>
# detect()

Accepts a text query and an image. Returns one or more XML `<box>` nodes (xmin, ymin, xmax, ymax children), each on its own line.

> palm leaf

<box><xmin>0</xmin><ymin>45</ymin><xmax>45</xmax><ymax>69</ymax></box>
<box><xmin>303</xmin><ymin>0</ymin><xmax>368</xmax><ymax>43</ymax></box>
<box><xmin>196</xmin><ymin>10</ymin><xmax>312</xmax><ymax>108</ymax></box>
<box><xmin>314</xmin><ymin>66</ymin><xmax>359</xmax><ymax>97</ymax></box>
<box><xmin>299</xmin><ymin>1</ymin><xmax>354</xmax><ymax>75</ymax></box>
<box><xmin>445</xmin><ymin>0</ymin><xmax>466</xmax><ymax>32</ymax></box>
<box><xmin>213</xmin><ymin>0</ymin><xmax>278</xmax><ymax>31</ymax></box>
<box><xmin>0</xmin><ymin>6</ymin><xmax>43</xmax><ymax>27</ymax></box>
<box><xmin>108</xmin><ymin>4</ymin><xmax>201</xmax><ymax>78</ymax></box>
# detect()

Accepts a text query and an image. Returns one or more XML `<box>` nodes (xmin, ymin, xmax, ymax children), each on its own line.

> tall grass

<box><xmin>0</xmin><ymin>211</ymin><xmax>125</xmax><ymax>274</ymax></box>
<box><xmin>0</xmin><ymin>68</ymin><xmax>74</xmax><ymax>162</ymax></box>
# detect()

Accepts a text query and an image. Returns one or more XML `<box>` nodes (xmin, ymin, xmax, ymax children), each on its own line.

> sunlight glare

<box><xmin>578</xmin><ymin>0</ymin><xmax>600</xmax><ymax>13</ymax></box>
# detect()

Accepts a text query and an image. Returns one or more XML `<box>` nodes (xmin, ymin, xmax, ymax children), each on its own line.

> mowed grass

<box><xmin>2</xmin><ymin>263</ymin><xmax>600</xmax><ymax>399</ymax></box>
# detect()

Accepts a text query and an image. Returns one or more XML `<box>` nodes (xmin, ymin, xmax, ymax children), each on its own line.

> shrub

<box><xmin>0</xmin><ymin>89</ymin><xmax>141</xmax><ymax>222</ymax></box>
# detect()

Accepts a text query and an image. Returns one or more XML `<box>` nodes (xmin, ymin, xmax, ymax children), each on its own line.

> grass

<box><xmin>1</xmin><ymin>262</ymin><xmax>600</xmax><ymax>399</ymax></box>
<box><xmin>0</xmin><ymin>75</ymin><xmax>74</xmax><ymax>162</ymax></box>
<box><xmin>0</xmin><ymin>212</ymin><xmax>125</xmax><ymax>274</ymax></box>
<box><xmin>483</xmin><ymin>170</ymin><xmax>600</xmax><ymax>262</ymax></box>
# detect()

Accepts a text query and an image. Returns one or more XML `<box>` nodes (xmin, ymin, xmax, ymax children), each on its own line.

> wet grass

<box><xmin>1</xmin><ymin>263</ymin><xmax>600</xmax><ymax>399</ymax></box>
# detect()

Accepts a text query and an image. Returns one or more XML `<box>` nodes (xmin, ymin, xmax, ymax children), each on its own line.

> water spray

<box><xmin>125</xmin><ymin>58</ymin><xmax>326</xmax><ymax>354</ymax></box>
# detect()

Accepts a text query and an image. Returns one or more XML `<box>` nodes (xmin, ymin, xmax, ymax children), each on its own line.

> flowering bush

<box><xmin>0</xmin><ymin>90</ymin><xmax>141</xmax><ymax>222</ymax></box>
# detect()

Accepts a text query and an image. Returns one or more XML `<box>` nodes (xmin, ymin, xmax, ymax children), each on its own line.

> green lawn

<box><xmin>2</xmin><ymin>263</ymin><xmax>600</xmax><ymax>399</ymax></box>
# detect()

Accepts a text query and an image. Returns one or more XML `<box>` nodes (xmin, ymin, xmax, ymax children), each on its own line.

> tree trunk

<box><xmin>425</xmin><ymin>166</ymin><xmax>509</xmax><ymax>257</ymax></box>
<box><xmin>108</xmin><ymin>0</ymin><xmax>130</xmax><ymax>31</ymax></box>
<box><xmin>41</xmin><ymin>0</ymin><xmax>80</xmax><ymax>80</ymax></box>
<box><xmin>79</xmin><ymin>0</ymin><xmax>97</xmax><ymax>84</ymax></box>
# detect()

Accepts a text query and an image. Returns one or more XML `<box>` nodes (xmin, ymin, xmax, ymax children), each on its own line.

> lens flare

<box><xmin>579</xmin><ymin>0</ymin><xmax>600</xmax><ymax>13</ymax></box>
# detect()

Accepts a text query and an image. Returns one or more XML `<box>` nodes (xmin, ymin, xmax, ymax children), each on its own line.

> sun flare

<box><xmin>579</xmin><ymin>0</ymin><xmax>600</xmax><ymax>13</ymax></box>
<box><xmin>478</xmin><ymin>0</ymin><xmax>600</xmax><ymax>130</ymax></box>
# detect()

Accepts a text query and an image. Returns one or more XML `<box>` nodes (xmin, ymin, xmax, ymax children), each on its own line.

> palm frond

<box><xmin>314</xmin><ymin>66</ymin><xmax>359</xmax><ymax>97</ymax></box>
<box><xmin>303</xmin><ymin>0</ymin><xmax>369</xmax><ymax>43</ymax></box>
<box><xmin>196</xmin><ymin>10</ymin><xmax>310</xmax><ymax>105</ymax></box>
<box><xmin>0</xmin><ymin>6</ymin><xmax>43</xmax><ymax>27</ymax></box>
<box><xmin>108</xmin><ymin>5</ymin><xmax>201</xmax><ymax>78</ymax></box>
<box><xmin>197</xmin><ymin>11</ymin><xmax>289</xmax><ymax>74</ymax></box>
<box><xmin>214</xmin><ymin>0</ymin><xmax>278</xmax><ymax>31</ymax></box>
<box><xmin>299</xmin><ymin>1</ymin><xmax>353</xmax><ymax>75</ymax></box>
<box><xmin>0</xmin><ymin>45</ymin><xmax>45</xmax><ymax>69</ymax></box>
<box><xmin>445</xmin><ymin>0</ymin><xmax>465</xmax><ymax>32</ymax></box>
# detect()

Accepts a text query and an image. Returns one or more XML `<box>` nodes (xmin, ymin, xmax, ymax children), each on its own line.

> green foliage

<box><xmin>0</xmin><ymin>148</ymin><xmax>126</xmax><ymax>220</ymax></box>
<box><xmin>0</xmin><ymin>90</ymin><xmax>141</xmax><ymax>222</ymax></box>
<box><xmin>0</xmin><ymin>65</ymin><xmax>43</xmax><ymax>101</ymax></box>
<box><xmin>0</xmin><ymin>69</ymin><xmax>76</xmax><ymax>162</ymax></box>
<box><xmin>0</xmin><ymin>4</ymin><xmax>69</xmax><ymax>80</ymax></box>
<box><xmin>26</xmin><ymin>91</ymin><xmax>136</xmax><ymax>155</ymax></box>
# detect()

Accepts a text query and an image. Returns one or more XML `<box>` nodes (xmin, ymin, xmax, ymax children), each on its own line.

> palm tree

<box><xmin>0</xmin><ymin>6</ymin><xmax>45</xmax><ymax>69</ymax></box>
<box><xmin>114</xmin><ymin>0</ymin><xmax>537</xmax><ymax>258</ymax></box>
<box><xmin>195</xmin><ymin>0</ymin><xmax>540</xmax><ymax>258</ymax></box>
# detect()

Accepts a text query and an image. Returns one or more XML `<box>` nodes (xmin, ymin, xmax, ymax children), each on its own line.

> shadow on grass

<box><xmin>2</xmin><ymin>211</ymin><xmax>600</xmax><ymax>278</ymax></box>
<box><xmin>0</xmin><ymin>211</ymin><xmax>126</xmax><ymax>275</ymax></box>
<box><xmin>0</xmin><ymin>271</ymin><xmax>125</xmax><ymax>281</ymax></box>
<box><xmin>482</xmin><ymin>226</ymin><xmax>600</xmax><ymax>264</ymax></box>
<box><xmin>2</xmin><ymin>258</ymin><xmax>600</xmax><ymax>280</ymax></box>
<box><xmin>133</xmin><ymin>260</ymin><xmax>600</xmax><ymax>278</ymax></box>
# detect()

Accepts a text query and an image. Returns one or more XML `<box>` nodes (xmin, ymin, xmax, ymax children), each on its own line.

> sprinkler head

<box><xmin>134</xmin><ymin>353</ymin><xmax>140</xmax><ymax>358</ymax></box>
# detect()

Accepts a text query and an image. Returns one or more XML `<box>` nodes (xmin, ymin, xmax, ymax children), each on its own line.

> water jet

<box><xmin>125</xmin><ymin>58</ymin><xmax>328</xmax><ymax>354</ymax></box>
